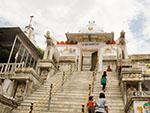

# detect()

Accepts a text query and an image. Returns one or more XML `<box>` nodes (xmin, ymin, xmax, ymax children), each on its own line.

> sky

<box><xmin>0</xmin><ymin>0</ymin><xmax>150</xmax><ymax>54</ymax></box>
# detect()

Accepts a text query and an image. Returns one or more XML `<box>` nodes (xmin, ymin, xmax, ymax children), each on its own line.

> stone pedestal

<box><xmin>37</xmin><ymin>60</ymin><xmax>56</xmax><ymax>81</ymax></box>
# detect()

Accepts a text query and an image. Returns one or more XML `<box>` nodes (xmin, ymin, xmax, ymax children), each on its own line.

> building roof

<box><xmin>129</xmin><ymin>54</ymin><xmax>150</xmax><ymax>61</ymax></box>
<box><xmin>65</xmin><ymin>32</ymin><xmax>114</xmax><ymax>42</ymax></box>
<box><xmin>0</xmin><ymin>27</ymin><xmax>40</xmax><ymax>61</ymax></box>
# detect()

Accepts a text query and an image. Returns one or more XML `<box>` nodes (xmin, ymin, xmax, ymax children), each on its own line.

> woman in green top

<box><xmin>101</xmin><ymin>71</ymin><xmax>107</xmax><ymax>92</ymax></box>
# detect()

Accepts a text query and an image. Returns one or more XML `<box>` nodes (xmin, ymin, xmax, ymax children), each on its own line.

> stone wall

<box><xmin>59</xmin><ymin>62</ymin><xmax>76</xmax><ymax>72</ymax></box>
<box><xmin>15</xmin><ymin>68</ymin><xmax>43</xmax><ymax>93</ymax></box>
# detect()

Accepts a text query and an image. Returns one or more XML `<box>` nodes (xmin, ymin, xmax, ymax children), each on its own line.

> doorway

<box><xmin>90</xmin><ymin>51</ymin><xmax>98</xmax><ymax>71</ymax></box>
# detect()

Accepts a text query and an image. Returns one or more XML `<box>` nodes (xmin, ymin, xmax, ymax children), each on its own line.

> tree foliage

<box><xmin>36</xmin><ymin>47</ymin><xmax>44</xmax><ymax>59</ymax></box>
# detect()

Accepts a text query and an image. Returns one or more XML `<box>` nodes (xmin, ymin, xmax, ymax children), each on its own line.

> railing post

<box><xmin>69</xmin><ymin>66</ymin><xmax>72</xmax><ymax>80</ymax></box>
<box><xmin>61</xmin><ymin>72</ymin><xmax>65</xmax><ymax>87</ymax></box>
<box><xmin>92</xmin><ymin>71</ymin><xmax>96</xmax><ymax>93</ymax></box>
<box><xmin>29</xmin><ymin>102</ymin><xmax>33</xmax><ymax>113</ymax></box>
<box><xmin>48</xmin><ymin>84</ymin><xmax>53</xmax><ymax>111</ymax></box>
<box><xmin>89</xmin><ymin>84</ymin><xmax>91</xmax><ymax>96</ymax></box>
<box><xmin>81</xmin><ymin>105</ymin><xmax>85</xmax><ymax>113</ymax></box>
<box><xmin>0</xmin><ymin>64</ymin><xmax>4</xmax><ymax>73</ymax></box>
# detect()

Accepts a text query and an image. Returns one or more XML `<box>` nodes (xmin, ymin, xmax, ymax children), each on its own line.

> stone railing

<box><xmin>121</xmin><ymin>68</ymin><xmax>143</xmax><ymax>82</ymax></box>
<box><xmin>31</xmin><ymin>70</ymin><xmax>74</xmax><ymax>111</ymax></box>
<box><xmin>82</xmin><ymin>72</ymin><xmax>95</xmax><ymax>113</ymax></box>
<box><xmin>127</xmin><ymin>90</ymin><xmax>150</xmax><ymax>103</ymax></box>
<box><xmin>122</xmin><ymin>73</ymin><xmax>143</xmax><ymax>82</ymax></box>
<box><xmin>121</xmin><ymin>68</ymin><xmax>142</xmax><ymax>74</ymax></box>
<box><xmin>0</xmin><ymin>63</ymin><xmax>24</xmax><ymax>74</ymax></box>
<box><xmin>15</xmin><ymin>68</ymin><xmax>44</xmax><ymax>84</ymax></box>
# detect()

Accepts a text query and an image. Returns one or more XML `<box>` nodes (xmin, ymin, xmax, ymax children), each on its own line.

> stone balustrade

<box><xmin>127</xmin><ymin>90</ymin><xmax>150</xmax><ymax>104</ymax></box>
<box><xmin>122</xmin><ymin>73</ymin><xmax>143</xmax><ymax>81</ymax></box>
<box><xmin>121</xmin><ymin>68</ymin><xmax>142</xmax><ymax>74</ymax></box>
<box><xmin>0</xmin><ymin>63</ymin><xmax>24</xmax><ymax>74</ymax></box>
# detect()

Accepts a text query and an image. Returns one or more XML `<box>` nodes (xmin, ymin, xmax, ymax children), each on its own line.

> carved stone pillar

<box><xmin>78</xmin><ymin>49</ymin><xmax>82</xmax><ymax>71</ymax></box>
<box><xmin>43</xmin><ymin>47</ymin><xmax>50</xmax><ymax>60</ymax></box>
<box><xmin>98</xmin><ymin>49</ymin><xmax>103</xmax><ymax>72</ymax></box>
<box><xmin>46</xmin><ymin>67</ymin><xmax>55</xmax><ymax>81</ymax></box>
<box><xmin>24</xmin><ymin>80</ymin><xmax>29</xmax><ymax>97</ymax></box>
<box><xmin>49</xmin><ymin>47</ymin><xmax>54</xmax><ymax>60</ymax></box>
<box><xmin>24</xmin><ymin>52</ymin><xmax>29</xmax><ymax>67</ymax></box>
<box><xmin>20</xmin><ymin>48</ymin><xmax>26</xmax><ymax>63</ymax></box>
<box><xmin>29</xmin><ymin>56</ymin><xmax>33</xmax><ymax>67</ymax></box>
<box><xmin>138</xmin><ymin>81</ymin><xmax>142</xmax><ymax>92</ymax></box>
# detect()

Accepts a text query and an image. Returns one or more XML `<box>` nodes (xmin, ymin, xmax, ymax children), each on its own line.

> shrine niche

<box><xmin>107</xmin><ymin>65</ymin><xmax>112</xmax><ymax>72</ymax></box>
<box><xmin>15</xmin><ymin>82</ymin><xmax>25</xmax><ymax>102</ymax></box>
<box><xmin>41</xmin><ymin>70</ymin><xmax>48</xmax><ymax>76</ymax></box>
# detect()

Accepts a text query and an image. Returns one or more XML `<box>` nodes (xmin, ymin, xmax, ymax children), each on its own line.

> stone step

<box><xmin>13</xmin><ymin>110</ymin><xmax>82</xmax><ymax>113</ymax></box>
<box><xmin>94</xmin><ymin>72</ymin><xmax>125</xmax><ymax>113</ymax></box>
<box><xmin>13</xmin><ymin>71</ymin><xmax>125</xmax><ymax>113</ymax></box>
<box><xmin>17</xmin><ymin>103</ymin><xmax>82</xmax><ymax>111</ymax></box>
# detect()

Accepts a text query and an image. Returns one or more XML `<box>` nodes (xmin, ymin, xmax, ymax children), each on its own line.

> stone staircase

<box><xmin>12</xmin><ymin>71</ymin><xmax>92</xmax><ymax>113</ymax></box>
<box><xmin>93</xmin><ymin>72</ymin><xmax>125</xmax><ymax>113</ymax></box>
<box><xmin>12</xmin><ymin>71</ymin><xmax>67</xmax><ymax>113</ymax></box>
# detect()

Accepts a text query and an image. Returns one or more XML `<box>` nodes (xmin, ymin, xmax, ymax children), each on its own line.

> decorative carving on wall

<box><xmin>15</xmin><ymin>83</ymin><xmax>25</xmax><ymax>101</ymax></box>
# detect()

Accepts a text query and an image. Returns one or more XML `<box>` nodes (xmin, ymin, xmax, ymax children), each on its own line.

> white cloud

<box><xmin>0</xmin><ymin>0</ymin><xmax>149</xmax><ymax>54</ymax></box>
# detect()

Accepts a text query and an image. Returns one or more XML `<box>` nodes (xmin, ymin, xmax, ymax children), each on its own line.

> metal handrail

<box><xmin>81</xmin><ymin>105</ymin><xmax>85</xmax><ymax>113</ymax></box>
<box><xmin>81</xmin><ymin>72</ymin><xmax>95</xmax><ymax>113</ymax></box>
<box><xmin>29</xmin><ymin>102</ymin><xmax>33</xmax><ymax>113</ymax></box>
<box><xmin>48</xmin><ymin>84</ymin><xmax>53</xmax><ymax>110</ymax></box>
<box><xmin>32</xmin><ymin>70</ymin><xmax>74</xmax><ymax>112</ymax></box>
<box><xmin>28</xmin><ymin>72</ymin><xmax>63</xmax><ymax>112</ymax></box>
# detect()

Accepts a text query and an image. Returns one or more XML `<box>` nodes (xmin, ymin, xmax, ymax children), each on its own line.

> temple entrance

<box><xmin>81</xmin><ymin>50</ymin><xmax>98</xmax><ymax>71</ymax></box>
<box><xmin>90</xmin><ymin>51</ymin><xmax>98</xmax><ymax>71</ymax></box>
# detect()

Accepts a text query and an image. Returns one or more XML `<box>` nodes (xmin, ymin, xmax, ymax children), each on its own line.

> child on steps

<box><xmin>87</xmin><ymin>96</ymin><xmax>95</xmax><ymax>113</ymax></box>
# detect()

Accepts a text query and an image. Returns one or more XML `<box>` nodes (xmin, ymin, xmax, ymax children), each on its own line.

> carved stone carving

<box><xmin>127</xmin><ymin>87</ymin><xmax>137</xmax><ymax>99</ymax></box>
<box><xmin>44</xmin><ymin>31</ymin><xmax>54</xmax><ymax>47</ymax></box>
<box><xmin>15</xmin><ymin>84</ymin><xmax>25</xmax><ymax>101</ymax></box>
<box><xmin>43</xmin><ymin>31</ymin><xmax>56</xmax><ymax>60</ymax></box>
<box><xmin>2</xmin><ymin>79</ymin><xmax>13</xmax><ymax>97</ymax></box>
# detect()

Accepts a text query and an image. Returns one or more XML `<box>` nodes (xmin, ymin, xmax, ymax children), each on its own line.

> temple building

<box><xmin>0</xmin><ymin>21</ymin><xmax>149</xmax><ymax>113</ymax></box>
<box><xmin>56</xmin><ymin>21</ymin><xmax>127</xmax><ymax>72</ymax></box>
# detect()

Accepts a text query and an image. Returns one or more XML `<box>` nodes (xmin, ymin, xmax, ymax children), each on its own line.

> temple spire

<box><xmin>24</xmin><ymin>16</ymin><xmax>36</xmax><ymax>45</ymax></box>
<box><xmin>29</xmin><ymin>16</ymin><xmax>34</xmax><ymax>26</ymax></box>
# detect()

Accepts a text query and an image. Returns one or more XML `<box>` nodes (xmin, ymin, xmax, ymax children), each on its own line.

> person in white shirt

<box><xmin>95</xmin><ymin>93</ymin><xmax>108</xmax><ymax>113</ymax></box>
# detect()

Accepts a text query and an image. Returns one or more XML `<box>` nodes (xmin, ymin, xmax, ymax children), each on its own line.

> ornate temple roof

<box><xmin>65</xmin><ymin>21</ymin><xmax>115</xmax><ymax>43</ymax></box>
<box><xmin>66</xmin><ymin>32</ymin><xmax>115</xmax><ymax>43</ymax></box>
